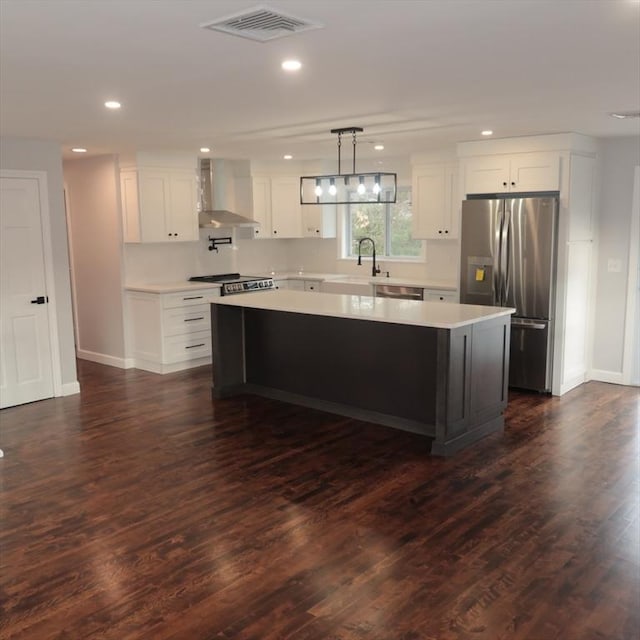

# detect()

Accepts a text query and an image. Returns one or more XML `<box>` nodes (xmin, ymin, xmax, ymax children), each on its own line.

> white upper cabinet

<box><xmin>301</xmin><ymin>203</ymin><xmax>337</xmax><ymax>238</ymax></box>
<box><xmin>412</xmin><ymin>163</ymin><xmax>460</xmax><ymax>239</ymax></box>
<box><xmin>251</xmin><ymin>175</ymin><xmax>302</xmax><ymax>239</ymax></box>
<box><xmin>250</xmin><ymin>176</ymin><xmax>271</xmax><ymax>239</ymax></box>
<box><xmin>121</xmin><ymin>155</ymin><xmax>198</xmax><ymax>243</ymax></box>
<box><xmin>462</xmin><ymin>152</ymin><xmax>560</xmax><ymax>195</ymax></box>
<box><xmin>271</xmin><ymin>177</ymin><xmax>302</xmax><ymax>238</ymax></box>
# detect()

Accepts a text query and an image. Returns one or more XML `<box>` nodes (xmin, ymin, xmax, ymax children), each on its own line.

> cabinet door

<box><xmin>301</xmin><ymin>204</ymin><xmax>337</xmax><ymax>238</ymax></box>
<box><xmin>463</xmin><ymin>156</ymin><xmax>510</xmax><ymax>195</ymax></box>
<box><xmin>510</xmin><ymin>153</ymin><xmax>559</xmax><ymax>192</ymax></box>
<box><xmin>412</xmin><ymin>165</ymin><xmax>446</xmax><ymax>239</ymax></box>
<box><xmin>443</xmin><ymin>165</ymin><xmax>460</xmax><ymax>239</ymax></box>
<box><xmin>271</xmin><ymin>177</ymin><xmax>302</xmax><ymax>238</ymax></box>
<box><xmin>287</xmin><ymin>279</ymin><xmax>305</xmax><ymax>291</ymax></box>
<box><xmin>425</xmin><ymin>290</ymin><xmax>458</xmax><ymax>302</ymax></box>
<box><xmin>251</xmin><ymin>177</ymin><xmax>271</xmax><ymax>239</ymax></box>
<box><xmin>138</xmin><ymin>170</ymin><xmax>171</xmax><ymax>242</ymax></box>
<box><xmin>412</xmin><ymin>164</ymin><xmax>458</xmax><ymax>239</ymax></box>
<box><xmin>168</xmin><ymin>172</ymin><xmax>198</xmax><ymax>241</ymax></box>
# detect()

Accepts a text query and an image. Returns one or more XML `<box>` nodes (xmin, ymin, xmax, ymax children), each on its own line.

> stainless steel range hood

<box><xmin>198</xmin><ymin>158</ymin><xmax>259</xmax><ymax>229</ymax></box>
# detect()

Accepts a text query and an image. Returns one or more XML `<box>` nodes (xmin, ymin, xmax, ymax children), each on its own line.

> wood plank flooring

<box><xmin>0</xmin><ymin>360</ymin><xmax>638</xmax><ymax>640</ymax></box>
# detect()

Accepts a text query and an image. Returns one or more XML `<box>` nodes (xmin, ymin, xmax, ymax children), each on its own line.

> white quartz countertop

<box><xmin>210</xmin><ymin>290</ymin><xmax>514</xmax><ymax>329</ymax></box>
<box><xmin>125</xmin><ymin>282</ymin><xmax>222</xmax><ymax>293</ymax></box>
<box><xmin>264</xmin><ymin>272</ymin><xmax>457</xmax><ymax>290</ymax></box>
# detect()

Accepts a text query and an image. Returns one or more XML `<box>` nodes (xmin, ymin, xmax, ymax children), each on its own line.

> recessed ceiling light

<box><xmin>200</xmin><ymin>147</ymin><xmax>211</xmax><ymax>153</ymax></box>
<box><xmin>104</xmin><ymin>100</ymin><xmax>121</xmax><ymax>109</ymax></box>
<box><xmin>71</xmin><ymin>147</ymin><xmax>87</xmax><ymax>153</ymax></box>
<box><xmin>609</xmin><ymin>111</ymin><xmax>640</xmax><ymax>119</ymax></box>
<box><xmin>481</xmin><ymin>130</ymin><xmax>493</xmax><ymax>136</ymax></box>
<box><xmin>283</xmin><ymin>154</ymin><xmax>293</xmax><ymax>160</ymax></box>
<box><xmin>374</xmin><ymin>144</ymin><xmax>384</xmax><ymax>151</ymax></box>
<box><xmin>281</xmin><ymin>59</ymin><xmax>302</xmax><ymax>72</ymax></box>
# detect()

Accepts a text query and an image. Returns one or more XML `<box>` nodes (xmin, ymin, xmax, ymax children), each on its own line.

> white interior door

<box><xmin>0</xmin><ymin>175</ymin><xmax>54</xmax><ymax>408</ymax></box>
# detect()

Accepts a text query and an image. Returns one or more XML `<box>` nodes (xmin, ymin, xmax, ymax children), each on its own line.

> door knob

<box><xmin>30</xmin><ymin>296</ymin><xmax>48</xmax><ymax>304</ymax></box>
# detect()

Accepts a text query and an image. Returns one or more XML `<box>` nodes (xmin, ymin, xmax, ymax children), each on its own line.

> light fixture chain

<box><xmin>337</xmin><ymin>131</ymin><xmax>342</xmax><ymax>175</ymax></box>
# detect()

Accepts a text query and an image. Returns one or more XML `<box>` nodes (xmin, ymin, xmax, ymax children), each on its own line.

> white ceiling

<box><xmin>1</xmin><ymin>0</ymin><xmax>639</xmax><ymax>163</ymax></box>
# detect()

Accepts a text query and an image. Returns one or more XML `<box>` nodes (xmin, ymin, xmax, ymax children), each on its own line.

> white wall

<box><xmin>592</xmin><ymin>136</ymin><xmax>640</xmax><ymax>378</ymax></box>
<box><xmin>64</xmin><ymin>155</ymin><xmax>127</xmax><ymax>366</ymax></box>
<box><xmin>0</xmin><ymin>136</ymin><xmax>78</xmax><ymax>387</ymax></box>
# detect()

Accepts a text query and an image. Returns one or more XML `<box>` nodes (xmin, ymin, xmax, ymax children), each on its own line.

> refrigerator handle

<box><xmin>502</xmin><ymin>209</ymin><xmax>511</xmax><ymax>305</ymax></box>
<box><xmin>494</xmin><ymin>210</ymin><xmax>503</xmax><ymax>306</ymax></box>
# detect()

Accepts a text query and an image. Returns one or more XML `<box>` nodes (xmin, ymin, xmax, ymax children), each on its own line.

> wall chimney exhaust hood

<box><xmin>198</xmin><ymin>158</ymin><xmax>259</xmax><ymax>229</ymax></box>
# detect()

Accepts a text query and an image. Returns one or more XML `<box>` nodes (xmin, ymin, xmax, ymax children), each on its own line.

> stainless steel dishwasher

<box><xmin>374</xmin><ymin>283</ymin><xmax>424</xmax><ymax>301</ymax></box>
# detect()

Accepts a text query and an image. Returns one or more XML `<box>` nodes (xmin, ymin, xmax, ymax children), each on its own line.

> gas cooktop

<box><xmin>189</xmin><ymin>273</ymin><xmax>274</xmax><ymax>295</ymax></box>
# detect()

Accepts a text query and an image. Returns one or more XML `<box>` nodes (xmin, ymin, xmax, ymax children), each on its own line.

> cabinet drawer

<box><xmin>162</xmin><ymin>289</ymin><xmax>218</xmax><ymax>309</ymax></box>
<box><xmin>164</xmin><ymin>331</ymin><xmax>211</xmax><ymax>363</ymax></box>
<box><xmin>425</xmin><ymin>291</ymin><xmax>458</xmax><ymax>303</ymax></box>
<box><xmin>304</xmin><ymin>281</ymin><xmax>320</xmax><ymax>292</ymax></box>
<box><xmin>163</xmin><ymin>305</ymin><xmax>210</xmax><ymax>336</ymax></box>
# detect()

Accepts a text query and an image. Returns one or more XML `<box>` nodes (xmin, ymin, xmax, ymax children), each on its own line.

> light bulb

<box><xmin>328</xmin><ymin>179</ymin><xmax>337</xmax><ymax>196</ymax></box>
<box><xmin>315</xmin><ymin>184</ymin><xmax>323</xmax><ymax>197</ymax></box>
<box><xmin>373</xmin><ymin>180</ymin><xmax>381</xmax><ymax>195</ymax></box>
<box><xmin>357</xmin><ymin>177</ymin><xmax>366</xmax><ymax>195</ymax></box>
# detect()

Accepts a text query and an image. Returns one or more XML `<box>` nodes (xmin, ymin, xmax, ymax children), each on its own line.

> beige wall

<box><xmin>64</xmin><ymin>155</ymin><xmax>127</xmax><ymax>364</ymax></box>
<box><xmin>592</xmin><ymin>136</ymin><xmax>640</xmax><ymax>377</ymax></box>
<box><xmin>0</xmin><ymin>136</ymin><xmax>78</xmax><ymax>387</ymax></box>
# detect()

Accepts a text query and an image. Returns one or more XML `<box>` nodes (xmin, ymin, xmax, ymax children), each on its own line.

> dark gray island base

<box><xmin>210</xmin><ymin>293</ymin><xmax>512</xmax><ymax>456</ymax></box>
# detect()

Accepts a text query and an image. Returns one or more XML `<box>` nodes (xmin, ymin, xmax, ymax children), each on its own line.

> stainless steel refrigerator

<box><xmin>459</xmin><ymin>196</ymin><xmax>558</xmax><ymax>392</ymax></box>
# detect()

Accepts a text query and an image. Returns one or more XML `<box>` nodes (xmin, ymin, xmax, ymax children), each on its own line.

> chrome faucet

<box><xmin>357</xmin><ymin>237</ymin><xmax>381</xmax><ymax>277</ymax></box>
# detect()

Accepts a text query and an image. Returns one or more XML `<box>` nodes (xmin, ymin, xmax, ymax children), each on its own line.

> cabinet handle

<box><xmin>438</xmin><ymin>230</ymin><xmax>442</xmax><ymax>234</ymax></box>
<box><xmin>273</xmin><ymin>229</ymin><xmax>278</xmax><ymax>234</ymax></box>
<box><xmin>183</xmin><ymin>296</ymin><xmax>204</xmax><ymax>300</ymax></box>
<box><xmin>175</xmin><ymin>233</ymin><xmax>178</xmax><ymax>236</ymax></box>
<box><xmin>316</xmin><ymin>229</ymin><xmax>320</xmax><ymax>234</ymax></box>
<box><xmin>511</xmin><ymin>181</ymin><xmax>516</xmax><ymax>187</ymax></box>
<box><xmin>444</xmin><ymin>230</ymin><xmax>449</xmax><ymax>234</ymax></box>
<box><xmin>503</xmin><ymin>182</ymin><xmax>508</xmax><ymax>187</ymax></box>
<box><xmin>184</xmin><ymin>316</ymin><xmax>204</xmax><ymax>322</ymax></box>
<box><xmin>185</xmin><ymin>343</ymin><xmax>205</xmax><ymax>349</ymax></box>
<box><xmin>168</xmin><ymin>233</ymin><xmax>173</xmax><ymax>237</ymax></box>
<box><xmin>255</xmin><ymin>229</ymin><xmax>259</xmax><ymax>235</ymax></box>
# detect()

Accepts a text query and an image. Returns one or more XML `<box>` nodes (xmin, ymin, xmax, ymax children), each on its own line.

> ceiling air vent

<box><xmin>201</xmin><ymin>5</ymin><xmax>323</xmax><ymax>42</ymax></box>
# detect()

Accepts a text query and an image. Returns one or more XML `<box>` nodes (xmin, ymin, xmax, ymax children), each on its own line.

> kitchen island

<box><xmin>210</xmin><ymin>291</ymin><xmax>515</xmax><ymax>455</ymax></box>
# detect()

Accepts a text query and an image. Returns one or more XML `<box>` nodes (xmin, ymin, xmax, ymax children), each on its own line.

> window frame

<box><xmin>341</xmin><ymin>185</ymin><xmax>424</xmax><ymax>261</ymax></box>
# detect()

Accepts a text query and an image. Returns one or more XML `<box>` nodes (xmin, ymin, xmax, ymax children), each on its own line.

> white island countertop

<box><xmin>210</xmin><ymin>290</ymin><xmax>514</xmax><ymax>330</ymax></box>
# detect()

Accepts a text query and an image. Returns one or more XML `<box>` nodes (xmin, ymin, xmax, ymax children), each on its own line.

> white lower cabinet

<box><xmin>127</xmin><ymin>287</ymin><xmax>219</xmax><ymax>374</ymax></box>
<box><xmin>277</xmin><ymin>279</ymin><xmax>321</xmax><ymax>292</ymax></box>
<box><xmin>424</xmin><ymin>289</ymin><xmax>458</xmax><ymax>303</ymax></box>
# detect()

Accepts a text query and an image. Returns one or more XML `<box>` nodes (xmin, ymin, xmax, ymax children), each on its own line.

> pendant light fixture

<box><xmin>300</xmin><ymin>127</ymin><xmax>397</xmax><ymax>205</ymax></box>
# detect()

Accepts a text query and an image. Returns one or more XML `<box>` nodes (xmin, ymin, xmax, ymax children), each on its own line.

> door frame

<box><xmin>622</xmin><ymin>166</ymin><xmax>640</xmax><ymax>385</ymax></box>
<box><xmin>1</xmin><ymin>169</ymin><xmax>63</xmax><ymax>398</ymax></box>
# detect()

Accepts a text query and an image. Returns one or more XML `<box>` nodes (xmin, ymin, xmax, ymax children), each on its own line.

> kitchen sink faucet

<box><xmin>357</xmin><ymin>237</ymin><xmax>381</xmax><ymax>277</ymax></box>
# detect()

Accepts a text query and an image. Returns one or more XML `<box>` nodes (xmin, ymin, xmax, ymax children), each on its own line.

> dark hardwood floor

<box><xmin>0</xmin><ymin>360</ymin><xmax>638</xmax><ymax>640</ymax></box>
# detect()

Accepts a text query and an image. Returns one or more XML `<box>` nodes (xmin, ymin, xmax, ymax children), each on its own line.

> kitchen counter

<box><xmin>210</xmin><ymin>291</ymin><xmax>514</xmax><ymax>456</ymax></box>
<box><xmin>209</xmin><ymin>290</ymin><xmax>512</xmax><ymax>329</ymax></box>
<box><xmin>267</xmin><ymin>272</ymin><xmax>457</xmax><ymax>291</ymax></box>
<box><xmin>125</xmin><ymin>282</ymin><xmax>222</xmax><ymax>294</ymax></box>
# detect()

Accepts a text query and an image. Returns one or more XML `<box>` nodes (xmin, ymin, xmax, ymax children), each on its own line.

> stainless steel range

<box><xmin>189</xmin><ymin>273</ymin><xmax>274</xmax><ymax>296</ymax></box>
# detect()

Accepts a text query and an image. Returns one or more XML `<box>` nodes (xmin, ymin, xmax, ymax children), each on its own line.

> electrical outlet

<box><xmin>607</xmin><ymin>258</ymin><xmax>622</xmax><ymax>273</ymax></box>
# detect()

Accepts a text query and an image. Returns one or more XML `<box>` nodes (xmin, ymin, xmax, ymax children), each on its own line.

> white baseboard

<box><xmin>558</xmin><ymin>372</ymin><xmax>587</xmax><ymax>396</ymax></box>
<box><xmin>589</xmin><ymin>369</ymin><xmax>625</xmax><ymax>385</ymax></box>
<box><xmin>61</xmin><ymin>381</ymin><xmax>80</xmax><ymax>396</ymax></box>
<box><xmin>77</xmin><ymin>349</ymin><xmax>134</xmax><ymax>369</ymax></box>
<box><xmin>132</xmin><ymin>356</ymin><xmax>211</xmax><ymax>375</ymax></box>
